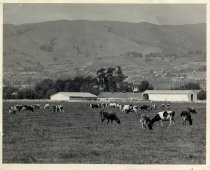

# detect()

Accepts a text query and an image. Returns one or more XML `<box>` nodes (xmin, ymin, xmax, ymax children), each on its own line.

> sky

<box><xmin>3</xmin><ymin>3</ymin><xmax>206</xmax><ymax>25</ymax></box>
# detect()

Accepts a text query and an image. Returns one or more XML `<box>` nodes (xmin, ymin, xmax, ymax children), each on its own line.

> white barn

<box><xmin>142</xmin><ymin>90</ymin><xmax>200</xmax><ymax>102</ymax></box>
<box><xmin>50</xmin><ymin>92</ymin><xmax>98</xmax><ymax>101</ymax></box>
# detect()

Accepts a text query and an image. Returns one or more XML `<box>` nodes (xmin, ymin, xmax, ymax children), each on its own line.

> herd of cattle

<box><xmin>8</xmin><ymin>102</ymin><xmax>197</xmax><ymax>130</ymax></box>
<box><xmin>8</xmin><ymin>103</ymin><xmax>64</xmax><ymax>114</ymax></box>
<box><xmin>89</xmin><ymin>102</ymin><xmax>197</xmax><ymax>130</ymax></box>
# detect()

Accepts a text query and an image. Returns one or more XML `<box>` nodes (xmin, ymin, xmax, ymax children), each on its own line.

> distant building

<box><xmin>142</xmin><ymin>90</ymin><xmax>201</xmax><ymax>102</ymax></box>
<box><xmin>50</xmin><ymin>92</ymin><xmax>98</xmax><ymax>101</ymax></box>
<box><xmin>98</xmin><ymin>92</ymin><xmax>143</xmax><ymax>102</ymax></box>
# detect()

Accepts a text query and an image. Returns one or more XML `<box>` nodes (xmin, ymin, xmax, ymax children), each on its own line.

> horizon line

<box><xmin>3</xmin><ymin>19</ymin><xmax>206</xmax><ymax>26</ymax></box>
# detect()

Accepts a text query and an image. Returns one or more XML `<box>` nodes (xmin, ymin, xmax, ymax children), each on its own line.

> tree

<box><xmin>18</xmin><ymin>88</ymin><xmax>36</xmax><ymax>99</ymax></box>
<box><xmin>139</xmin><ymin>81</ymin><xmax>154</xmax><ymax>92</ymax></box>
<box><xmin>46</xmin><ymin>88</ymin><xmax>57</xmax><ymax>99</ymax></box>
<box><xmin>96</xmin><ymin>66</ymin><xmax>127</xmax><ymax>92</ymax></box>
<box><xmin>172</xmin><ymin>82</ymin><xmax>201</xmax><ymax>90</ymax></box>
<box><xmin>54</xmin><ymin>79</ymin><xmax>65</xmax><ymax>91</ymax></box>
<box><xmin>197</xmin><ymin>90</ymin><xmax>206</xmax><ymax>100</ymax></box>
<box><xmin>34</xmin><ymin>79</ymin><xmax>54</xmax><ymax>98</ymax></box>
<box><xmin>3</xmin><ymin>85</ymin><xmax>19</xmax><ymax>99</ymax></box>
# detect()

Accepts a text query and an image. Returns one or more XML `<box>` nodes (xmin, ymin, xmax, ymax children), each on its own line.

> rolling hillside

<box><xmin>3</xmin><ymin>20</ymin><xmax>206</xmax><ymax>86</ymax></box>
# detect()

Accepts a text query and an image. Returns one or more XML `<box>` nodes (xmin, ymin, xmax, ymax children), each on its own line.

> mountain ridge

<box><xmin>3</xmin><ymin>20</ymin><xmax>206</xmax><ymax>87</ymax></box>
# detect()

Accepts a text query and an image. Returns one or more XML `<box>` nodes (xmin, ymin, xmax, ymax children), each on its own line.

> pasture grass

<box><xmin>3</xmin><ymin>102</ymin><xmax>206</xmax><ymax>164</ymax></box>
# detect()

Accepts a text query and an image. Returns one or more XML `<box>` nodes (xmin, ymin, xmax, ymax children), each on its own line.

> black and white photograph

<box><xmin>2</xmin><ymin>2</ymin><xmax>207</xmax><ymax>165</ymax></box>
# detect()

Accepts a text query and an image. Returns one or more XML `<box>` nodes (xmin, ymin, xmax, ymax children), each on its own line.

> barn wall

<box><xmin>148</xmin><ymin>94</ymin><xmax>190</xmax><ymax>102</ymax></box>
<box><xmin>50</xmin><ymin>94</ymin><xmax>69</xmax><ymax>101</ymax></box>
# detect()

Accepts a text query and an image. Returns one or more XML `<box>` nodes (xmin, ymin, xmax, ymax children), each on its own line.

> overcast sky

<box><xmin>3</xmin><ymin>3</ymin><xmax>206</xmax><ymax>25</ymax></box>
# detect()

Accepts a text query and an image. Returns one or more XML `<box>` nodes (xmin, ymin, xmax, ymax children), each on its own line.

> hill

<box><xmin>3</xmin><ymin>20</ymin><xmax>206</xmax><ymax>87</ymax></box>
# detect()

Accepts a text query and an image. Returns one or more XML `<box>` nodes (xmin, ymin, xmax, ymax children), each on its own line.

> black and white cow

<box><xmin>161</xmin><ymin>104</ymin><xmax>165</xmax><ymax>109</ymax></box>
<box><xmin>53</xmin><ymin>105</ymin><xmax>64</xmax><ymax>112</ymax></box>
<box><xmin>34</xmin><ymin>104</ymin><xmax>41</xmax><ymax>109</ymax></box>
<box><xmin>121</xmin><ymin>104</ymin><xmax>138</xmax><ymax>114</ymax></box>
<box><xmin>44</xmin><ymin>104</ymin><xmax>50</xmax><ymax>109</ymax></box>
<box><xmin>140</xmin><ymin>105</ymin><xmax>150</xmax><ymax>111</ymax></box>
<box><xmin>180</xmin><ymin>108</ymin><xmax>196</xmax><ymax>125</ymax></box>
<box><xmin>89</xmin><ymin>103</ymin><xmax>102</xmax><ymax>108</ymax></box>
<box><xmin>8</xmin><ymin>106</ymin><xmax>17</xmax><ymax>115</ymax></box>
<box><xmin>150</xmin><ymin>104</ymin><xmax>157</xmax><ymax>111</ymax></box>
<box><xmin>148</xmin><ymin>110</ymin><xmax>175</xmax><ymax>130</ymax></box>
<box><xmin>22</xmin><ymin>105</ymin><xmax>34</xmax><ymax>112</ymax></box>
<box><xmin>15</xmin><ymin>105</ymin><xmax>24</xmax><ymax>111</ymax></box>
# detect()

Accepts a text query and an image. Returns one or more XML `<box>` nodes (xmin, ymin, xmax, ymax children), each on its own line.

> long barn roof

<box><xmin>51</xmin><ymin>92</ymin><xmax>98</xmax><ymax>98</ymax></box>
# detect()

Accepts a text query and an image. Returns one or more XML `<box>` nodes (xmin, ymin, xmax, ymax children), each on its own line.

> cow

<box><xmin>53</xmin><ymin>105</ymin><xmax>64</xmax><ymax>112</ymax></box>
<box><xmin>140</xmin><ymin>115</ymin><xmax>151</xmax><ymax>130</ymax></box>
<box><xmin>34</xmin><ymin>104</ymin><xmax>41</xmax><ymax>109</ymax></box>
<box><xmin>8</xmin><ymin>106</ymin><xmax>17</xmax><ymax>115</ymax></box>
<box><xmin>166</xmin><ymin>104</ymin><xmax>170</xmax><ymax>110</ymax></box>
<box><xmin>180</xmin><ymin>108</ymin><xmax>196</xmax><ymax>125</ymax></box>
<box><xmin>100</xmin><ymin>110</ymin><xmax>120</xmax><ymax>124</ymax></box>
<box><xmin>161</xmin><ymin>104</ymin><xmax>165</xmax><ymax>109</ymax></box>
<box><xmin>15</xmin><ymin>105</ymin><xmax>23</xmax><ymax>111</ymax></box>
<box><xmin>150</xmin><ymin>104</ymin><xmax>157</xmax><ymax>111</ymax></box>
<box><xmin>89</xmin><ymin>103</ymin><xmax>102</xmax><ymax>108</ymax></box>
<box><xmin>44</xmin><ymin>104</ymin><xmax>50</xmax><ymax>109</ymax></box>
<box><xmin>140</xmin><ymin>105</ymin><xmax>150</xmax><ymax>111</ymax></box>
<box><xmin>22</xmin><ymin>105</ymin><xmax>34</xmax><ymax>112</ymax></box>
<box><xmin>109</xmin><ymin>103</ymin><xmax>117</xmax><ymax>108</ymax></box>
<box><xmin>121</xmin><ymin>104</ymin><xmax>138</xmax><ymax>114</ymax></box>
<box><xmin>148</xmin><ymin>110</ymin><xmax>175</xmax><ymax>130</ymax></box>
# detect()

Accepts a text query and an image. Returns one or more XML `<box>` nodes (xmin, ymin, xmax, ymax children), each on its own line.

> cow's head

<box><xmin>147</xmin><ymin>123</ymin><xmax>153</xmax><ymax>130</ymax></box>
<box><xmin>188</xmin><ymin>108</ymin><xmax>196</xmax><ymax>114</ymax></box>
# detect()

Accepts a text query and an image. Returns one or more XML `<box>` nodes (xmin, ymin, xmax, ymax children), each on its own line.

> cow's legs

<box><xmin>107</xmin><ymin>119</ymin><xmax>109</xmax><ymax>124</ymax></box>
<box><xmin>141</xmin><ymin>123</ymin><xmax>144</xmax><ymax>130</ymax></box>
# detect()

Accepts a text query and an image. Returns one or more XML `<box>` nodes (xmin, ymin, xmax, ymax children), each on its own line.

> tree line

<box><xmin>3</xmin><ymin>66</ymin><xmax>154</xmax><ymax>99</ymax></box>
<box><xmin>3</xmin><ymin>66</ymin><xmax>206</xmax><ymax>100</ymax></box>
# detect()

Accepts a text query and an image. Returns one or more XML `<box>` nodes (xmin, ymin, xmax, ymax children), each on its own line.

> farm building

<box><xmin>98</xmin><ymin>92</ymin><xmax>143</xmax><ymax>102</ymax></box>
<box><xmin>50</xmin><ymin>92</ymin><xmax>98</xmax><ymax>101</ymax></box>
<box><xmin>142</xmin><ymin>90</ymin><xmax>200</xmax><ymax>102</ymax></box>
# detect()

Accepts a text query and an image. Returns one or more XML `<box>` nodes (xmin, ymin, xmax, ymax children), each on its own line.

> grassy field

<box><xmin>3</xmin><ymin>101</ymin><xmax>206</xmax><ymax>164</ymax></box>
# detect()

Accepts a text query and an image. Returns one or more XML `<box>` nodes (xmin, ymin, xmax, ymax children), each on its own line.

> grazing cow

<box><xmin>148</xmin><ymin>110</ymin><xmax>175</xmax><ymax>130</ymax></box>
<box><xmin>44</xmin><ymin>104</ymin><xmax>50</xmax><ymax>109</ymax></box>
<box><xmin>15</xmin><ymin>105</ymin><xmax>23</xmax><ymax>111</ymax></box>
<box><xmin>167</xmin><ymin>104</ymin><xmax>170</xmax><ymax>110</ymax></box>
<box><xmin>8</xmin><ymin>106</ymin><xmax>17</xmax><ymax>115</ymax></box>
<box><xmin>140</xmin><ymin>105</ymin><xmax>150</xmax><ymax>111</ymax></box>
<box><xmin>100</xmin><ymin>110</ymin><xmax>120</xmax><ymax>124</ymax></box>
<box><xmin>150</xmin><ymin>104</ymin><xmax>157</xmax><ymax>110</ymax></box>
<box><xmin>132</xmin><ymin>105</ymin><xmax>138</xmax><ymax>114</ymax></box>
<box><xmin>180</xmin><ymin>112</ymin><xmax>193</xmax><ymax>125</ymax></box>
<box><xmin>109</xmin><ymin>103</ymin><xmax>117</xmax><ymax>108</ymax></box>
<box><xmin>188</xmin><ymin>107</ymin><xmax>197</xmax><ymax>114</ymax></box>
<box><xmin>89</xmin><ymin>103</ymin><xmax>102</xmax><ymax>108</ymax></box>
<box><xmin>101</xmin><ymin>103</ymin><xmax>109</xmax><ymax>108</ymax></box>
<box><xmin>180</xmin><ymin>108</ymin><xmax>196</xmax><ymax>125</ymax></box>
<box><xmin>34</xmin><ymin>104</ymin><xmax>41</xmax><ymax>109</ymax></box>
<box><xmin>23</xmin><ymin>105</ymin><xmax>34</xmax><ymax>112</ymax></box>
<box><xmin>140</xmin><ymin>115</ymin><xmax>151</xmax><ymax>130</ymax></box>
<box><xmin>53</xmin><ymin>105</ymin><xmax>64</xmax><ymax>112</ymax></box>
<box><xmin>161</xmin><ymin>104</ymin><xmax>165</xmax><ymax>109</ymax></box>
<box><xmin>121</xmin><ymin>104</ymin><xmax>138</xmax><ymax>114</ymax></box>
